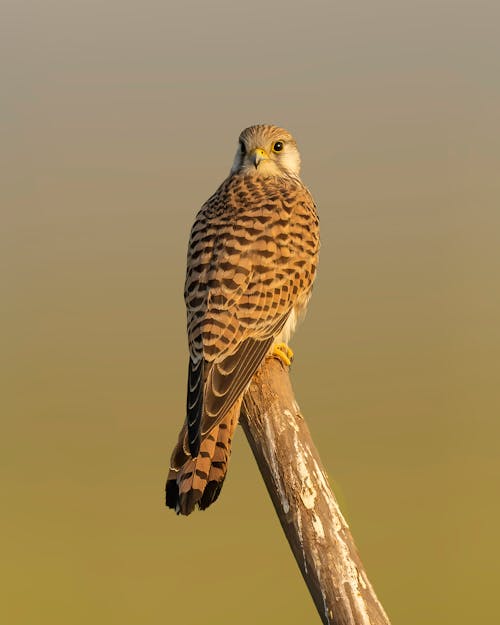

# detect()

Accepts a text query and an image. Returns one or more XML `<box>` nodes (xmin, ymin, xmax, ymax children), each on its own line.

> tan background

<box><xmin>2</xmin><ymin>1</ymin><xmax>499</xmax><ymax>623</ymax></box>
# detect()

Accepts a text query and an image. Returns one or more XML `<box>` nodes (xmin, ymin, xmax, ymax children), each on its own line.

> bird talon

<box><xmin>271</xmin><ymin>343</ymin><xmax>294</xmax><ymax>367</ymax></box>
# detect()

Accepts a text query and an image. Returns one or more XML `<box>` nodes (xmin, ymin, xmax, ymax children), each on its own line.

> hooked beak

<box><xmin>250</xmin><ymin>147</ymin><xmax>269</xmax><ymax>168</ymax></box>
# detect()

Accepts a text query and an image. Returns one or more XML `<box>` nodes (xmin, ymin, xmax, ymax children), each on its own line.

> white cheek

<box><xmin>280</xmin><ymin>150</ymin><xmax>301</xmax><ymax>176</ymax></box>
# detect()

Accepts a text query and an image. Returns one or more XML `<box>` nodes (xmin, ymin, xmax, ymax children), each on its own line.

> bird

<box><xmin>166</xmin><ymin>124</ymin><xmax>320</xmax><ymax>515</ymax></box>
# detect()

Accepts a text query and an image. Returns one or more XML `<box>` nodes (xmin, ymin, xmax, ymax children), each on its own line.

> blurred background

<box><xmin>2</xmin><ymin>1</ymin><xmax>499</xmax><ymax>623</ymax></box>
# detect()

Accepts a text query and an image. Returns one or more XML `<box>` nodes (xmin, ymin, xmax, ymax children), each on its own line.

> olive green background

<box><xmin>2</xmin><ymin>1</ymin><xmax>499</xmax><ymax>623</ymax></box>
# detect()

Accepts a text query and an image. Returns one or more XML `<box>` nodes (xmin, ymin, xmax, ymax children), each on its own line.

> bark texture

<box><xmin>240</xmin><ymin>358</ymin><xmax>391</xmax><ymax>625</ymax></box>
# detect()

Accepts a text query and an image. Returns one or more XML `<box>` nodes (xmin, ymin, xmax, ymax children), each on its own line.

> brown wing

<box><xmin>184</xmin><ymin>173</ymin><xmax>319</xmax><ymax>455</ymax></box>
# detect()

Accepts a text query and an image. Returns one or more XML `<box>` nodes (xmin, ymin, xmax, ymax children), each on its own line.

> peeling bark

<box><xmin>241</xmin><ymin>358</ymin><xmax>391</xmax><ymax>625</ymax></box>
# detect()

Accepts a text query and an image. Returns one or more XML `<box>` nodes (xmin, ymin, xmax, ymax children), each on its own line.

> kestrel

<box><xmin>166</xmin><ymin>124</ymin><xmax>320</xmax><ymax>515</ymax></box>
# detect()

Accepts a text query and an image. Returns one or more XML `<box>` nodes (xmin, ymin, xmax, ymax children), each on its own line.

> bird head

<box><xmin>230</xmin><ymin>124</ymin><xmax>301</xmax><ymax>178</ymax></box>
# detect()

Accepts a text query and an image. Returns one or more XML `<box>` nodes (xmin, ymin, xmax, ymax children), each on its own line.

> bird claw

<box><xmin>271</xmin><ymin>342</ymin><xmax>294</xmax><ymax>367</ymax></box>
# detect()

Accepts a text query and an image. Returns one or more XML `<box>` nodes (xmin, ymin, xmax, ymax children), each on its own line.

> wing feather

<box><xmin>184</xmin><ymin>174</ymin><xmax>319</xmax><ymax>453</ymax></box>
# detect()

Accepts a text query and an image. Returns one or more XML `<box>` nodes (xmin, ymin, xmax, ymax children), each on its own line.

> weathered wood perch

<box><xmin>240</xmin><ymin>357</ymin><xmax>391</xmax><ymax>625</ymax></box>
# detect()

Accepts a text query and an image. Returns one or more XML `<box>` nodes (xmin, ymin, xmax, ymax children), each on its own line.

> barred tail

<box><xmin>165</xmin><ymin>401</ymin><xmax>240</xmax><ymax>515</ymax></box>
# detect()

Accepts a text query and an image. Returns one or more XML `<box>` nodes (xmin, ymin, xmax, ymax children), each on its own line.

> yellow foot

<box><xmin>271</xmin><ymin>342</ymin><xmax>294</xmax><ymax>367</ymax></box>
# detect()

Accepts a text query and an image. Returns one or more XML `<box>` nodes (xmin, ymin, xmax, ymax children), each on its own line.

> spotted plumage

<box><xmin>166</xmin><ymin>125</ymin><xmax>320</xmax><ymax>515</ymax></box>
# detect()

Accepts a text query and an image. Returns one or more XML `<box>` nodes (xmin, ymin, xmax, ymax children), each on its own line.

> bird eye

<box><xmin>239</xmin><ymin>140</ymin><xmax>246</xmax><ymax>154</ymax></box>
<box><xmin>272</xmin><ymin>141</ymin><xmax>284</xmax><ymax>152</ymax></box>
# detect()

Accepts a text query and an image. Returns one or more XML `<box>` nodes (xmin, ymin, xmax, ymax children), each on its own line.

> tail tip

<box><xmin>166</xmin><ymin>478</ymin><xmax>206</xmax><ymax>516</ymax></box>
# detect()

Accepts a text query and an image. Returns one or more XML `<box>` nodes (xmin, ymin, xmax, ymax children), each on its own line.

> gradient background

<box><xmin>2</xmin><ymin>1</ymin><xmax>500</xmax><ymax>623</ymax></box>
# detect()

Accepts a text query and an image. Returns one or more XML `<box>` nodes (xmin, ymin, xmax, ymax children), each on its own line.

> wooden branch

<box><xmin>240</xmin><ymin>358</ymin><xmax>391</xmax><ymax>625</ymax></box>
